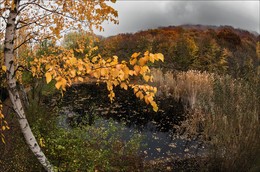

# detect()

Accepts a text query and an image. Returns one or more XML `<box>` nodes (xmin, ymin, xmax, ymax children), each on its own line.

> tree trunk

<box><xmin>3</xmin><ymin>1</ymin><xmax>53</xmax><ymax>171</ymax></box>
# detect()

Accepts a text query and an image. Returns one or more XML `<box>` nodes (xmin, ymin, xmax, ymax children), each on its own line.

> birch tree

<box><xmin>0</xmin><ymin>0</ymin><xmax>163</xmax><ymax>171</ymax></box>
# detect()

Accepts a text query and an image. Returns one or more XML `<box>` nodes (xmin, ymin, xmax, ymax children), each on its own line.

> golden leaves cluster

<box><xmin>0</xmin><ymin>103</ymin><xmax>10</xmax><ymax>144</ymax></box>
<box><xmin>29</xmin><ymin>48</ymin><xmax>164</xmax><ymax>111</ymax></box>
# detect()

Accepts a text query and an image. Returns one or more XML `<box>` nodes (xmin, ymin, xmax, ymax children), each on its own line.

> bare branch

<box><xmin>0</xmin><ymin>16</ymin><xmax>7</xmax><ymax>24</ymax></box>
<box><xmin>17</xmin><ymin>0</ymin><xmax>37</xmax><ymax>15</ymax></box>
<box><xmin>16</xmin><ymin>12</ymin><xmax>52</xmax><ymax>29</ymax></box>
<box><xmin>13</xmin><ymin>37</ymin><xmax>31</xmax><ymax>51</ymax></box>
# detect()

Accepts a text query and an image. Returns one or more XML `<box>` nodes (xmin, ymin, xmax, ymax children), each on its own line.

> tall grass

<box><xmin>152</xmin><ymin>68</ymin><xmax>260</xmax><ymax>171</ymax></box>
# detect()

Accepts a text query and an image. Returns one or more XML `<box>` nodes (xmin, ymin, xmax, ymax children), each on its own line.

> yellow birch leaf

<box><xmin>1</xmin><ymin>65</ymin><xmax>7</xmax><ymax>72</ymax></box>
<box><xmin>112</xmin><ymin>80</ymin><xmax>119</xmax><ymax>86</ymax></box>
<box><xmin>45</xmin><ymin>72</ymin><xmax>52</xmax><ymax>84</ymax></box>
<box><xmin>70</xmin><ymin>70</ymin><xmax>76</xmax><ymax>77</ymax></box>
<box><xmin>140</xmin><ymin>66</ymin><xmax>149</xmax><ymax>74</ymax></box>
<box><xmin>1</xmin><ymin>137</ymin><xmax>5</xmax><ymax>144</ymax></box>
<box><xmin>131</xmin><ymin>52</ymin><xmax>140</xmax><ymax>58</ymax></box>
<box><xmin>136</xmin><ymin>91</ymin><xmax>144</xmax><ymax>100</ymax></box>
<box><xmin>106</xmin><ymin>58</ymin><xmax>112</xmax><ymax>63</ymax></box>
<box><xmin>149</xmin><ymin>53</ymin><xmax>155</xmax><ymax>63</ymax></box>
<box><xmin>78</xmin><ymin>77</ymin><xmax>84</xmax><ymax>82</ymax></box>
<box><xmin>45</xmin><ymin>64</ymin><xmax>51</xmax><ymax>71</ymax></box>
<box><xmin>144</xmin><ymin>51</ymin><xmax>149</xmax><ymax>56</ymax></box>
<box><xmin>128</xmin><ymin>70</ymin><xmax>134</xmax><ymax>76</ymax></box>
<box><xmin>39</xmin><ymin>138</ymin><xmax>45</xmax><ymax>147</ymax></box>
<box><xmin>156</xmin><ymin>53</ymin><xmax>164</xmax><ymax>62</ymax></box>
<box><xmin>101</xmin><ymin>68</ymin><xmax>107</xmax><ymax>76</ymax></box>
<box><xmin>139</xmin><ymin>92</ymin><xmax>144</xmax><ymax>100</ymax></box>
<box><xmin>133</xmin><ymin>87</ymin><xmax>138</xmax><ymax>94</ymax></box>
<box><xmin>92</xmin><ymin>56</ymin><xmax>98</xmax><ymax>63</ymax></box>
<box><xmin>130</xmin><ymin>58</ymin><xmax>137</xmax><ymax>65</ymax></box>
<box><xmin>120</xmin><ymin>82</ymin><xmax>128</xmax><ymax>90</ymax></box>
<box><xmin>93</xmin><ymin>71</ymin><xmax>100</xmax><ymax>78</ymax></box>
<box><xmin>122</xmin><ymin>66</ymin><xmax>129</xmax><ymax>79</ymax></box>
<box><xmin>55</xmin><ymin>81</ymin><xmax>62</xmax><ymax>89</ymax></box>
<box><xmin>143</xmin><ymin>75</ymin><xmax>150</xmax><ymax>82</ymax></box>
<box><xmin>144</xmin><ymin>96</ymin><xmax>149</xmax><ymax>105</ymax></box>
<box><xmin>78</xmin><ymin>64</ymin><xmax>84</xmax><ymax>71</ymax></box>
<box><xmin>152</xmin><ymin>104</ymin><xmax>158</xmax><ymax>112</ymax></box>
<box><xmin>70</xmin><ymin>57</ymin><xmax>77</xmax><ymax>64</ymax></box>
<box><xmin>134</xmin><ymin>65</ymin><xmax>141</xmax><ymax>75</ymax></box>
<box><xmin>139</xmin><ymin>57</ymin><xmax>147</xmax><ymax>66</ymax></box>
<box><xmin>60</xmin><ymin>78</ymin><xmax>67</xmax><ymax>91</ymax></box>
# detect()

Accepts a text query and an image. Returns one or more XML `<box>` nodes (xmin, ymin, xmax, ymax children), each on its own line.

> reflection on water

<box><xmin>58</xmin><ymin>84</ymin><xmax>206</xmax><ymax>160</ymax></box>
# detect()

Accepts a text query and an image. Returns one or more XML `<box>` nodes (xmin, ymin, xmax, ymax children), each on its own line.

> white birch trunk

<box><xmin>3</xmin><ymin>1</ymin><xmax>53</xmax><ymax>171</ymax></box>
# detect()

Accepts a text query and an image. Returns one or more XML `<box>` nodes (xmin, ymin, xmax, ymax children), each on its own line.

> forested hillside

<box><xmin>97</xmin><ymin>25</ymin><xmax>259</xmax><ymax>78</ymax></box>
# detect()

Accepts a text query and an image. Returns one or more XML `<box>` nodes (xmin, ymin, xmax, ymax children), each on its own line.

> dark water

<box><xmin>57</xmin><ymin>83</ymin><xmax>205</xmax><ymax>160</ymax></box>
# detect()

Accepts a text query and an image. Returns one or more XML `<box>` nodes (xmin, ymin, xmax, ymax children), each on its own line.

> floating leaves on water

<box><xmin>156</xmin><ymin>148</ymin><xmax>161</xmax><ymax>152</ymax></box>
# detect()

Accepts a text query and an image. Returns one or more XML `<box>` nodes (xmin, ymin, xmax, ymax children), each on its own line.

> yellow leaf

<box><xmin>112</xmin><ymin>80</ymin><xmax>119</xmax><ymax>86</ymax></box>
<box><xmin>129</xmin><ymin>70</ymin><xmax>134</xmax><ymax>76</ymax></box>
<box><xmin>101</xmin><ymin>68</ymin><xmax>107</xmax><ymax>76</ymax></box>
<box><xmin>1</xmin><ymin>137</ymin><xmax>5</xmax><ymax>144</ymax></box>
<box><xmin>136</xmin><ymin>91</ymin><xmax>144</xmax><ymax>100</ymax></box>
<box><xmin>45</xmin><ymin>64</ymin><xmax>52</xmax><ymax>71</ymax></box>
<box><xmin>93</xmin><ymin>71</ymin><xmax>100</xmax><ymax>78</ymax></box>
<box><xmin>134</xmin><ymin>65</ymin><xmax>141</xmax><ymax>75</ymax></box>
<box><xmin>133</xmin><ymin>87</ymin><xmax>138</xmax><ymax>94</ymax></box>
<box><xmin>70</xmin><ymin>70</ymin><xmax>76</xmax><ymax>77</ymax></box>
<box><xmin>156</xmin><ymin>53</ymin><xmax>164</xmax><ymax>62</ymax></box>
<box><xmin>144</xmin><ymin>96</ymin><xmax>149</xmax><ymax>105</ymax></box>
<box><xmin>45</xmin><ymin>72</ymin><xmax>52</xmax><ymax>84</ymax></box>
<box><xmin>70</xmin><ymin>57</ymin><xmax>77</xmax><ymax>64</ymax></box>
<box><xmin>1</xmin><ymin>65</ymin><xmax>7</xmax><ymax>72</ymax></box>
<box><xmin>60</xmin><ymin>78</ymin><xmax>67</xmax><ymax>91</ymax></box>
<box><xmin>140</xmin><ymin>66</ymin><xmax>149</xmax><ymax>74</ymax></box>
<box><xmin>130</xmin><ymin>58</ymin><xmax>137</xmax><ymax>65</ymax></box>
<box><xmin>122</xmin><ymin>66</ymin><xmax>129</xmax><ymax>79</ymax></box>
<box><xmin>131</xmin><ymin>52</ymin><xmax>140</xmax><ymax>58</ymax></box>
<box><xmin>120</xmin><ymin>82</ymin><xmax>128</xmax><ymax>90</ymax></box>
<box><xmin>78</xmin><ymin>77</ymin><xmax>84</xmax><ymax>82</ymax></box>
<box><xmin>78</xmin><ymin>64</ymin><xmax>84</xmax><ymax>71</ymax></box>
<box><xmin>144</xmin><ymin>51</ymin><xmax>149</xmax><ymax>56</ymax></box>
<box><xmin>149</xmin><ymin>53</ymin><xmax>155</xmax><ymax>63</ymax></box>
<box><xmin>39</xmin><ymin>137</ymin><xmax>45</xmax><ymax>147</ymax></box>
<box><xmin>92</xmin><ymin>56</ymin><xmax>99</xmax><ymax>63</ymax></box>
<box><xmin>55</xmin><ymin>81</ymin><xmax>62</xmax><ymax>90</ymax></box>
<box><xmin>106</xmin><ymin>58</ymin><xmax>112</xmax><ymax>63</ymax></box>
<box><xmin>143</xmin><ymin>75</ymin><xmax>150</xmax><ymax>82</ymax></box>
<box><xmin>139</xmin><ymin>57</ymin><xmax>147</xmax><ymax>66</ymax></box>
<box><xmin>150</xmin><ymin>101</ymin><xmax>158</xmax><ymax>112</ymax></box>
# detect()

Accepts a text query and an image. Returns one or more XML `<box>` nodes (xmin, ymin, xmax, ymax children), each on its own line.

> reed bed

<box><xmin>152</xmin><ymin>68</ymin><xmax>260</xmax><ymax>171</ymax></box>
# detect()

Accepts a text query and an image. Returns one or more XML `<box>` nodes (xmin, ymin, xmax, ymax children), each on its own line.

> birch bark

<box><xmin>3</xmin><ymin>1</ymin><xmax>53</xmax><ymax>171</ymax></box>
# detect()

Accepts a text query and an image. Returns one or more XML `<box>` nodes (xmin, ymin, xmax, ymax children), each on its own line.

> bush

<box><xmin>42</xmin><ymin>117</ymin><xmax>145</xmax><ymax>172</ymax></box>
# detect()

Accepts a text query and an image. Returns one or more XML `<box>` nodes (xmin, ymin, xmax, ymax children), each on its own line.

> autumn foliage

<box><xmin>29</xmin><ymin>43</ymin><xmax>164</xmax><ymax>111</ymax></box>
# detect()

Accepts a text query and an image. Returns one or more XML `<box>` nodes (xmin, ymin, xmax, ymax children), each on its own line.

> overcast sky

<box><xmin>94</xmin><ymin>1</ymin><xmax>259</xmax><ymax>37</ymax></box>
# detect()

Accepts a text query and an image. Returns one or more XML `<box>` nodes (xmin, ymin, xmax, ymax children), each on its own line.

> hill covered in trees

<box><xmin>96</xmin><ymin>25</ymin><xmax>259</xmax><ymax>79</ymax></box>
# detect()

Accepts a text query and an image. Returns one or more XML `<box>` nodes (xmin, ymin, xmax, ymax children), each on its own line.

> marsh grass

<box><xmin>152</xmin><ymin>68</ymin><xmax>260</xmax><ymax>171</ymax></box>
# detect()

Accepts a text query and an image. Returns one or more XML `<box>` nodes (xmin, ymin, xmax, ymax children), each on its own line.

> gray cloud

<box><xmin>95</xmin><ymin>1</ymin><xmax>259</xmax><ymax>36</ymax></box>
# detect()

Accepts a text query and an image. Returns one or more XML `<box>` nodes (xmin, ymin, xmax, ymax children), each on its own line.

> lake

<box><xmin>57</xmin><ymin>83</ymin><xmax>206</xmax><ymax>161</ymax></box>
